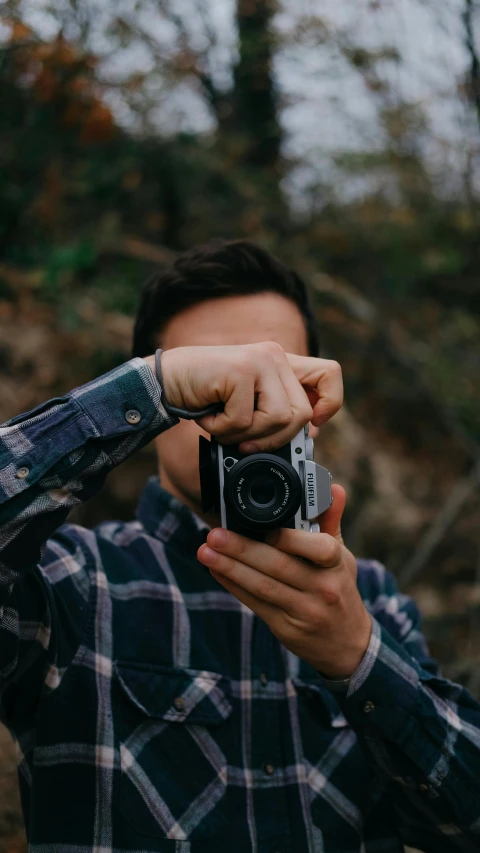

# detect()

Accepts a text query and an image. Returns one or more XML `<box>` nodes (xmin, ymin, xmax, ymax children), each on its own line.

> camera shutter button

<box><xmin>305</xmin><ymin>438</ymin><xmax>315</xmax><ymax>461</ymax></box>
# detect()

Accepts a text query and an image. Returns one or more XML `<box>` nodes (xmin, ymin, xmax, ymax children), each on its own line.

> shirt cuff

<box><xmin>315</xmin><ymin>613</ymin><xmax>375</xmax><ymax>693</ymax></box>
<box><xmin>71</xmin><ymin>357</ymin><xmax>179</xmax><ymax>437</ymax></box>
<box><xmin>333</xmin><ymin>615</ymin><xmax>421</xmax><ymax>739</ymax></box>
<box><xmin>315</xmin><ymin>672</ymin><xmax>351</xmax><ymax>693</ymax></box>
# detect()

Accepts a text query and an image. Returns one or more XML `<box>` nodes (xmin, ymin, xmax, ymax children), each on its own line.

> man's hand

<box><xmin>197</xmin><ymin>484</ymin><xmax>372</xmax><ymax>678</ymax></box>
<box><xmin>146</xmin><ymin>342</ymin><xmax>343</xmax><ymax>453</ymax></box>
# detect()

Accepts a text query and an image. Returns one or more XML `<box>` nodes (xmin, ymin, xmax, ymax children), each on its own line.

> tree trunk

<box><xmin>464</xmin><ymin>0</ymin><xmax>480</xmax><ymax>129</ymax></box>
<box><xmin>234</xmin><ymin>0</ymin><xmax>282</xmax><ymax>174</ymax></box>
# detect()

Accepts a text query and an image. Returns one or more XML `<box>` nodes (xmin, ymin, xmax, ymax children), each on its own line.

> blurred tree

<box><xmin>464</xmin><ymin>0</ymin><xmax>480</xmax><ymax>129</ymax></box>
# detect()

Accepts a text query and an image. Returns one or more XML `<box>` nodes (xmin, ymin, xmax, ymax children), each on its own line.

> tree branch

<box><xmin>398</xmin><ymin>460</ymin><xmax>480</xmax><ymax>586</ymax></box>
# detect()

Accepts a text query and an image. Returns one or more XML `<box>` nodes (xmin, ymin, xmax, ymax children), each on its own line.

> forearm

<box><xmin>0</xmin><ymin>356</ymin><xmax>177</xmax><ymax>592</ymax></box>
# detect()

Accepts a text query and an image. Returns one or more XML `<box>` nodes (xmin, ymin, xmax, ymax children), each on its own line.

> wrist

<box><xmin>158</xmin><ymin>348</ymin><xmax>178</xmax><ymax>405</ymax></box>
<box><xmin>143</xmin><ymin>355</ymin><xmax>156</xmax><ymax>374</ymax></box>
<box><xmin>314</xmin><ymin>612</ymin><xmax>373</xmax><ymax>679</ymax></box>
<box><xmin>144</xmin><ymin>350</ymin><xmax>178</xmax><ymax>409</ymax></box>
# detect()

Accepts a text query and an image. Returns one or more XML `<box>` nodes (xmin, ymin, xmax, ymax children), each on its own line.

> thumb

<box><xmin>317</xmin><ymin>483</ymin><xmax>346</xmax><ymax>544</ymax></box>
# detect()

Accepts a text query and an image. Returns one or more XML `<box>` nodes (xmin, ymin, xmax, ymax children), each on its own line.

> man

<box><xmin>0</xmin><ymin>240</ymin><xmax>479</xmax><ymax>853</ymax></box>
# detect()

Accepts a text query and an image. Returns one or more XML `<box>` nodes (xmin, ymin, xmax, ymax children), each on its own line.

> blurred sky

<box><xmin>2</xmin><ymin>0</ymin><xmax>479</xmax><ymax>208</ymax></box>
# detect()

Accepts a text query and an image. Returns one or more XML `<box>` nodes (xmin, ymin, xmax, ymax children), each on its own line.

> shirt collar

<box><xmin>136</xmin><ymin>475</ymin><xmax>211</xmax><ymax>558</ymax></box>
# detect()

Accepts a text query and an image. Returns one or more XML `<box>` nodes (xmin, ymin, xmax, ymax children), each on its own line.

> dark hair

<box><xmin>132</xmin><ymin>238</ymin><xmax>319</xmax><ymax>358</ymax></box>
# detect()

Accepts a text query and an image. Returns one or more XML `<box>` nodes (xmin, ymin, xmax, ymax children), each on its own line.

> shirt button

<box><xmin>262</xmin><ymin>762</ymin><xmax>275</xmax><ymax>776</ymax></box>
<box><xmin>125</xmin><ymin>409</ymin><xmax>141</xmax><ymax>425</ymax></box>
<box><xmin>259</xmin><ymin>672</ymin><xmax>268</xmax><ymax>687</ymax></box>
<box><xmin>15</xmin><ymin>466</ymin><xmax>30</xmax><ymax>479</ymax></box>
<box><xmin>173</xmin><ymin>696</ymin><xmax>186</xmax><ymax>711</ymax></box>
<box><xmin>363</xmin><ymin>700</ymin><xmax>375</xmax><ymax>714</ymax></box>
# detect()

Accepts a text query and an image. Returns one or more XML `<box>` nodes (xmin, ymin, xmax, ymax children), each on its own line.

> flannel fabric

<box><xmin>1</xmin><ymin>357</ymin><xmax>480</xmax><ymax>853</ymax></box>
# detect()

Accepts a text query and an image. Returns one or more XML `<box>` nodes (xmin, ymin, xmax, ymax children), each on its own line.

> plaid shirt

<box><xmin>1</xmin><ymin>357</ymin><xmax>480</xmax><ymax>853</ymax></box>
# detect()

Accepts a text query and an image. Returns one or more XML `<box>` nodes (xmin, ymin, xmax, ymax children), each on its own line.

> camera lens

<box><xmin>223</xmin><ymin>453</ymin><xmax>302</xmax><ymax>529</ymax></box>
<box><xmin>248</xmin><ymin>477</ymin><xmax>276</xmax><ymax>508</ymax></box>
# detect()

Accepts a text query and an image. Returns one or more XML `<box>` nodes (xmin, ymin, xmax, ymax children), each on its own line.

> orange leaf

<box><xmin>10</xmin><ymin>22</ymin><xmax>32</xmax><ymax>42</ymax></box>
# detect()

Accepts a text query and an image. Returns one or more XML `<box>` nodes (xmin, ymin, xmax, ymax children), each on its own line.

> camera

<box><xmin>199</xmin><ymin>425</ymin><xmax>333</xmax><ymax>539</ymax></box>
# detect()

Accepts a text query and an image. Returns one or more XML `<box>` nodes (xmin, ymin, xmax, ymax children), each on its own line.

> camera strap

<box><xmin>154</xmin><ymin>348</ymin><xmax>224</xmax><ymax>421</ymax></box>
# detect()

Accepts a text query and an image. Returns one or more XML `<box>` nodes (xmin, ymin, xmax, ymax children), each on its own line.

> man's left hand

<box><xmin>197</xmin><ymin>484</ymin><xmax>372</xmax><ymax>679</ymax></box>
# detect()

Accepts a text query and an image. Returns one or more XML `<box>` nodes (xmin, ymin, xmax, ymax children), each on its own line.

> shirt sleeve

<box><xmin>332</xmin><ymin>558</ymin><xmax>480</xmax><ymax>852</ymax></box>
<box><xmin>0</xmin><ymin>357</ymin><xmax>178</xmax><ymax>726</ymax></box>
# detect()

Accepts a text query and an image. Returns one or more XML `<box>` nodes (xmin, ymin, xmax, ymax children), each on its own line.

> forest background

<box><xmin>0</xmin><ymin>1</ymin><xmax>480</xmax><ymax>851</ymax></box>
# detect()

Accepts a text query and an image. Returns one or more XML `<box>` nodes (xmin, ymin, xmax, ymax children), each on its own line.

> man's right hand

<box><xmin>145</xmin><ymin>342</ymin><xmax>343</xmax><ymax>454</ymax></box>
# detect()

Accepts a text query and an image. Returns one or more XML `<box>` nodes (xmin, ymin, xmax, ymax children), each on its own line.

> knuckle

<box><xmin>235</xmin><ymin>412</ymin><xmax>254</xmax><ymax>430</ymax></box>
<box><xmin>302</xmin><ymin>402</ymin><xmax>314</xmax><ymax>421</ymax></box>
<box><xmin>206</xmin><ymin>420</ymin><xmax>221</xmax><ymax>435</ymax></box>
<box><xmin>275</xmin><ymin>554</ymin><xmax>291</xmax><ymax>576</ymax></box>
<box><xmin>262</xmin><ymin>340</ymin><xmax>285</xmax><ymax>359</ymax></box>
<box><xmin>328</xmin><ymin>359</ymin><xmax>343</xmax><ymax>377</ymax></box>
<box><xmin>303</xmin><ymin>601</ymin><xmax>323</xmax><ymax>627</ymax></box>
<box><xmin>283</xmin><ymin>612</ymin><xmax>303</xmax><ymax>634</ymax></box>
<box><xmin>322</xmin><ymin>534</ymin><xmax>339</xmax><ymax>564</ymax></box>
<box><xmin>258</xmin><ymin>576</ymin><xmax>277</xmax><ymax>598</ymax></box>
<box><xmin>276</xmin><ymin>408</ymin><xmax>293</xmax><ymax>427</ymax></box>
<box><xmin>293</xmin><ymin>407</ymin><xmax>313</xmax><ymax>432</ymax></box>
<box><xmin>234</xmin><ymin>351</ymin><xmax>254</xmax><ymax>376</ymax></box>
<box><xmin>320</xmin><ymin>582</ymin><xmax>341</xmax><ymax>607</ymax></box>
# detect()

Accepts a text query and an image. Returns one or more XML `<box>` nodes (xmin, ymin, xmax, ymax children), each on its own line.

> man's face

<box><xmin>154</xmin><ymin>291</ymin><xmax>318</xmax><ymax>519</ymax></box>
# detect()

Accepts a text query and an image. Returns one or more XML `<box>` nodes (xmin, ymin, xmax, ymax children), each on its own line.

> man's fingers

<box><xmin>193</xmin><ymin>345</ymin><xmax>343</xmax><ymax>449</ymax></box>
<box><xmin>201</xmin><ymin>358</ymin><xmax>293</xmax><ymax>445</ymax></box>
<box><xmin>204</xmin><ymin>528</ymin><xmax>333</xmax><ymax>586</ymax></box>
<box><xmin>246</xmin><ymin>363</ymin><xmax>294</xmax><ymax>437</ymax></box>
<box><xmin>207</xmin><ymin>568</ymin><xmax>278</xmax><ymax>623</ymax></box>
<box><xmin>198</xmin><ymin>543</ymin><xmax>304</xmax><ymax>614</ymax></box>
<box><xmin>238</xmin><ymin>354</ymin><xmax>313</xmax><ymax>453</ymax></box>
<box><xmin>264</xmin><ymin>528</ymin><xmax>342</xmax><ymax>568</ymax></box>
<box><xmin>197</xmin><ymin>373</ymin><xmax>255</xmax><ymax>436</ymax></box>
<box><xmin>286</xmin><ymin>354</ymin><xmax>343</xmax><ymax>427</ymax></box>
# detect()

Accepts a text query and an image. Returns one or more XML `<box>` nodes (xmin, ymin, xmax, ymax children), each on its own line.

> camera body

<box><xmin>199</xmin><ymin>425</ymin><xmax>332</xmax><ymax>540</ymax></box>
